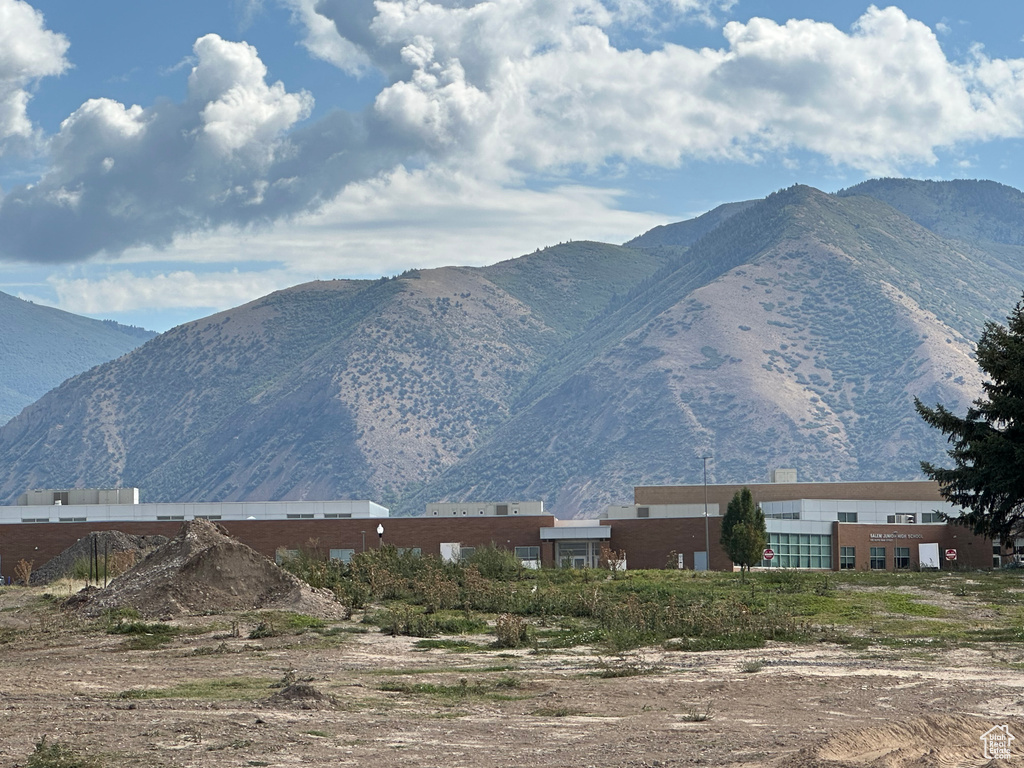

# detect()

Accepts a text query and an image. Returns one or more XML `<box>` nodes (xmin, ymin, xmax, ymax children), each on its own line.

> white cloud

<box><xmin>190</xmin><ymin>34</ymin><xmax>313</xmax><ymax>155</ymax></box>
<box><xmin>0</xmin><ymin>0</ymin><xmax>69</xmax><ymax>149</ymax></box>
<box><xmin>39</xmin><ymin>268</ymin><xmax>293</xmax><ymax>314</ymax></box>
<box><xmin>29</xmin><ymin>167</ymin><xmax>665</xmax><ymax>324</ymax></box>
<box><xmin>5</xmin><ymin>2</ymin><xmax>1024</xmax><ymax>266</ymax></box>
<box><xmin>366</xmin><ymin>4</ymin><xmax>1024</xmax><ymax>176</ymax></box>
<box><xmin>282</xmin><ymin>0</ymin><xmax>373</xmax><ymax>74</ymax></box>
<box><xmin>0</xmin><ymin>34</ymin><xmax>317</xmax><ymax>262</ymax></box>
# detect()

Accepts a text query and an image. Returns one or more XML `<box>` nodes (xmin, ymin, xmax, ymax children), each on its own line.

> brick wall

<box><xmin>601</xmin><ymin>516</ymin><xmax>728</xmax><ymax>570</ymax></box>
<box><xmin>835</xmin><ymin>522</ymin><xmax>994</xmax><ymax>571</ymax></box>
<box><xmin>0</xmin><ymin>516</ymin><xmax>554</xmax><ymax>581</ymax></box>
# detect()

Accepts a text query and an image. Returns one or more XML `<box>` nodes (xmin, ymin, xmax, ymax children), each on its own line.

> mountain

<box><xmin>0</xmin><ymin>180</ymin><xmax>1018</xmax><ymax>516</ymax></box>
<box><xmin>0</xmin><ymin>292</ymin><xmax>155</xmax><ymax>424</ymax></box>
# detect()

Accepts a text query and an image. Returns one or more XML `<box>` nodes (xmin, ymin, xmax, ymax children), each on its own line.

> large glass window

<box><xmin>838</xmin><ymin>512</ymin><xmax>858</xmax><ymax>523</ymax></box>
<box><xmin>894</xmin><ymin>547</ymin><xmax>910</xmax><ymax>569</ymax></box>
<box><xmin>840</xmin><ymin>546</ymin><xmax>856</xmax><ymax>570</ymax></box>
<box><xmin>761</xmin><ymin>533</ymin><xmax>832</xmax><ymax>569</ymax></box>
<box><xmin>514</xmin><ymin>546</ymin><xmax>540</xmax><ymax>561</ymax></box>
<box><xmin>870</xmin><ymin>547</ymin><xmax>886</xmax><ymax>570</ymax></box>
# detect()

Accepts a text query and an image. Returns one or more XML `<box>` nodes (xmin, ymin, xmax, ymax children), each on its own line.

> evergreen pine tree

<box><xmin>916</xmin><ymin>297</ymin><xmax>1024</xmax><ymax>543</ymax></box>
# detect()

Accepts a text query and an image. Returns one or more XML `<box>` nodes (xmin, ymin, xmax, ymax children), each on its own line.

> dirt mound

<box><xmin>66</xmin><ymin>519</ymin><xmax>342</xmax><ymax>619</ymax></box>
<box><xmin>783</xmin><ymin>714</ymin><xmax>1022</xmax><ymax>768</ymax></box>
<box><xmin>264</xmin><ymin>682</ymin><xmax>339</xmax><ymax>710</ymax></box>
<box><xmin>31</xmin><ymin>530</ymin><xmax>169</xmax><ymax>585</ymax></box>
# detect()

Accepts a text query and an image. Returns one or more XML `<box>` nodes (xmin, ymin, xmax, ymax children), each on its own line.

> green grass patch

<box><xmin>414</xmin><ymin>639</ymin><xmax>487</xmax><ymax>652</ymax></box>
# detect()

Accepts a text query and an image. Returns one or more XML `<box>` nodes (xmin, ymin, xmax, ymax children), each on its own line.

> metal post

<box><xmin>700</xmin><ymin>456</ymin><xmax>708</xmax><ymax>573</ymax></box>
<box><xmin>361</xmin><ymin>531</ymin><xmax>366</xmax><ymax>552</ymax></box>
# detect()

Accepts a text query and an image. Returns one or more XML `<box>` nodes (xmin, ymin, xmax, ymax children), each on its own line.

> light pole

<box><xmin>361</xmin><ymin>530</ymin><xmax>366</xmax><ymax>552</ymax></box>
<box><xmin>376</xmin><ymin>523</ymin><xmax>384</xmax><ymax>548</ymax></box>
<box><xmin>702</xmin><ymin>456</ymin><xmax>712</xmax><ymax>570</ymax></box>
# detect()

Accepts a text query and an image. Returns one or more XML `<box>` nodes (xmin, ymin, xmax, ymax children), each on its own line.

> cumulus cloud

<box><xmin>0</xmin><ymin>34</ymin><xmax>325</xmax><ymax>261</ymax></box>
<box><xmin>364</xmin><ymin>3</ymin><xmax>1024</xmax><ymax>175</ymax></box>
<box><xmin>4</xmin><ymin>2</ymin><xmax>1024</xmax><ymax>265</ymax></box>
<box><xmin>0</xmin><ymin>0</ymin><xmax>69</xmax><ymax>150</ymax></box>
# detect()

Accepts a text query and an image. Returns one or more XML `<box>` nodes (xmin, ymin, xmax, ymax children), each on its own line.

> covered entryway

<box><xmin>540</xmin><ymin>526</ymin><xmax>610</xmax><ymax>568</ymax></box>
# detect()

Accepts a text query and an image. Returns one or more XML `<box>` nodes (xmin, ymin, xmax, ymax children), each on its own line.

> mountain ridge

<box><xmin>0</xmin><ymin>179</ymin><xmax>1016</xmax><ymax>516</ymax></box>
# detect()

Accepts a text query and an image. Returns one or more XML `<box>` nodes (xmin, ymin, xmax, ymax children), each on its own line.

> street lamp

<box><xmin>702</xmin><ymin>456</ymin><xmax>712</xmax><ymax>570</ymax></box>
<box><xmin>376</xmin><ymin>523</ymin><xmax>384</xmax><ymax>547</ymax></box>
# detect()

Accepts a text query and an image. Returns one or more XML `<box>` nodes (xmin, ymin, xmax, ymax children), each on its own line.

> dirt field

<box><xmin>1</xmin><ymin>586</ymin><xmax>1022</xmax><ymax>768</ymax></box>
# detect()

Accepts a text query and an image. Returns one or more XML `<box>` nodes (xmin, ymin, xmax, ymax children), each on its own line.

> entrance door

<box><xmin>694</xmin><ymin>551</ymin><xmax>708</xmax><ymax>571</ymax></box>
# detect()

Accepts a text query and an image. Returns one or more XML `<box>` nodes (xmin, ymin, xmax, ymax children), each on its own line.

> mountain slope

<box><xmin>405</xmin><ymin>185</ymin><xmax>1018</xmax><ymax>515</ymax></box>
<box><xmin>0</xmin><ymin>292</ymin><xmax>155</xmax><ymax>424</ymax></box>
<box><xmin>838</xmin><ymin>178</ymin><xmax>1024</xmax><ymax>246</ymax></box>
<box><xmin>0</xmin><ymin>244</ymin><xmax>669</xmax><ymax>506</ymax></box>
<box><xmin>0</xmin><ymin>180</ymin><xmax>1018</xmax><ymax>516</ymax></box>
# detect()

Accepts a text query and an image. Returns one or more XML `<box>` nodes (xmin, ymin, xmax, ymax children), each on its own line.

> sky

<box><xmin>1</xmin><ymin>1</ymin><xmax>1024</xmax><ymax>332</ymax></box>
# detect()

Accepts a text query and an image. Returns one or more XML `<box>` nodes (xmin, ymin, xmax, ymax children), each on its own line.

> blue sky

<box><xmin>1</xmin><ymin>1</ymin><xmax>1023</xmax><ymax>331</ymax></box>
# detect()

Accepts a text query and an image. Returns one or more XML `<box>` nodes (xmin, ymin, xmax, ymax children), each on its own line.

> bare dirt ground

<box><xmin>1</xmin><ymin>586</ymin><xmax>1022</xmax><ymax>768</ymax></box>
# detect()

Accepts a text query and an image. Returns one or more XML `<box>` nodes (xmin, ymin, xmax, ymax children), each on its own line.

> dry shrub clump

<box><xmin>14</xmin><ymin>559</ymin><xmax>33</xmax><ymax>587</ymax></box>
<box><xmin>493</xmin><ymin>613</ymin><xmax>533</xmax><ymax>648</ymax></box>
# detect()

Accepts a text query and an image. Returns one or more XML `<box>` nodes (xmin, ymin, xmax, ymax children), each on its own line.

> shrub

<box><xmin>26</xmin><ymin>736</ymin><xmax>102</xmax><ymax>768</ymax></box>
<box><xmin>493</xmin><ymin>613</ymin><xmax>533</xmax><ymax>648</ymax></box>
<box><xmin>14</xmin><ymin>559</ymin><xmax>33</xmax><ymax>587</ymax></box>
<box><xmin>466</xmin><ymin>544</ymin><xmax>521</xmax><ymax>580</ymax></box>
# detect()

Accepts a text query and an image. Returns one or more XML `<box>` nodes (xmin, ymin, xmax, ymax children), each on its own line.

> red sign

<box><xmin>945</xmin><ymin>548</ymin><xmax>957</xmax><ymax>561</ymax></box>
<box><xmin>763</xmin><ymin>548</ymin><xmax>775</xmax><ymax>561</ymax></box>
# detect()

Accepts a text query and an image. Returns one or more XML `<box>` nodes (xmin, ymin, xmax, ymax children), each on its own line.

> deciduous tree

<box><xmin>720</xmin><ymin>487</ymin><xmax>768</xmax><ymax>577</ymax></box>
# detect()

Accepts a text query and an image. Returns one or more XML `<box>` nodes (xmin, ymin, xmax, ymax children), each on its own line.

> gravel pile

<box><xmin>66</xmin><ymin>519</ymin><xmax>343</xmax><ymax>619</ymax></box>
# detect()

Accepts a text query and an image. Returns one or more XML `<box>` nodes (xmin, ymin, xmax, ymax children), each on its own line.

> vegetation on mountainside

<box><xmin>839</xmin><ymin>177</ymin><xmax>1024</xmax><ymax>247</ymax></box>
<box><xmin>1</xmin><ymin>180</ymin><xmax>1023</xmax><ymax>515</ymax></box>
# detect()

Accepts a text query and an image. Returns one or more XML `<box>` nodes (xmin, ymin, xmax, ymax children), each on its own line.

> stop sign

<box><xmin>945</xmin><ymin>548</ymin><xmax>957</xmax><ymax>561</ymax></box>
<box><xmin>763</xmin><ymin>548</ymin><xmax>775</xmax><ymax>561</ymax></box>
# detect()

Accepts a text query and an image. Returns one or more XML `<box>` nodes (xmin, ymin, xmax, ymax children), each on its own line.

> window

<box><xmin>194</xmin><ymin>514</ymin><xmax>221</xmax><ymax>520</ymax></box>
<box><xmin>838</xmin><ymin>512</ymin><xmax>858</xmax><ymax>523</ymax></box>
<box><xmin>514</xmin><ymin>546</ymin><xmax>540</xmax><ymax>561</ymax></box>
<box><xmin>840</xmin><ymin>547</ymin><xmax>856</xmax><ymax>570</ymax></box>
<box><xmin>396</xmin><ymin>547</ymin><xmax>422</xmax><ymax>557</ymax></box>
<box><xmin>323</xmin><ymin>513</ymin><xmax>351</xmax><ymax>519</ymax></box>
<box><xmin>459</xmin><ymin>546</ymin><xmax>476</xmax><ymax>562</ymax></box>
<box><xmin>59</xmin><ymin>517</ymin><xmax>86</xmax><ymax>522</ymax></box>
<box><xmin>886</xmin><ymin>514</ymin><xmax>916</xmax><ymax>524</ymax></box>
<box><xmin>52</xmin><ymin>491</ymin><xmax>69</xmax><ymax>505</ymax></box>
<box><xmin>329</xmin><ymin>548</ymin><xmax>355</xmax><ymax>563</ymax></box>
<box><xmin>870</xmin><ymin>547</ymin><xmax>886</xmax><ymax>570</ymax></box>
<box><xmin>286</xmin><ymin>513</ymin><xmax>314</xmax><ymax>519</ymax></box>
<box><xmin>762</xmin><ymin>533</ymin><xmax>832</xmax><ymax>569</ymax></box>
<box><xmin>894</xmin><ymin>547</ymin><xmax>910</xmax><ymax>569</ymax></box>
<box><xmin>21</xmin><ymin>517</ymin><xmax>50</xmax><ymax>523</ymax></box>
<box><xmin>921</xmin><ymin>512</ymin><xmax>943</xmax><ymax>523</ymax></box>
<box><xmin>157</xmin><ymin>515</ymin><xmax>185</xmax><ymax>521</ymax></box>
